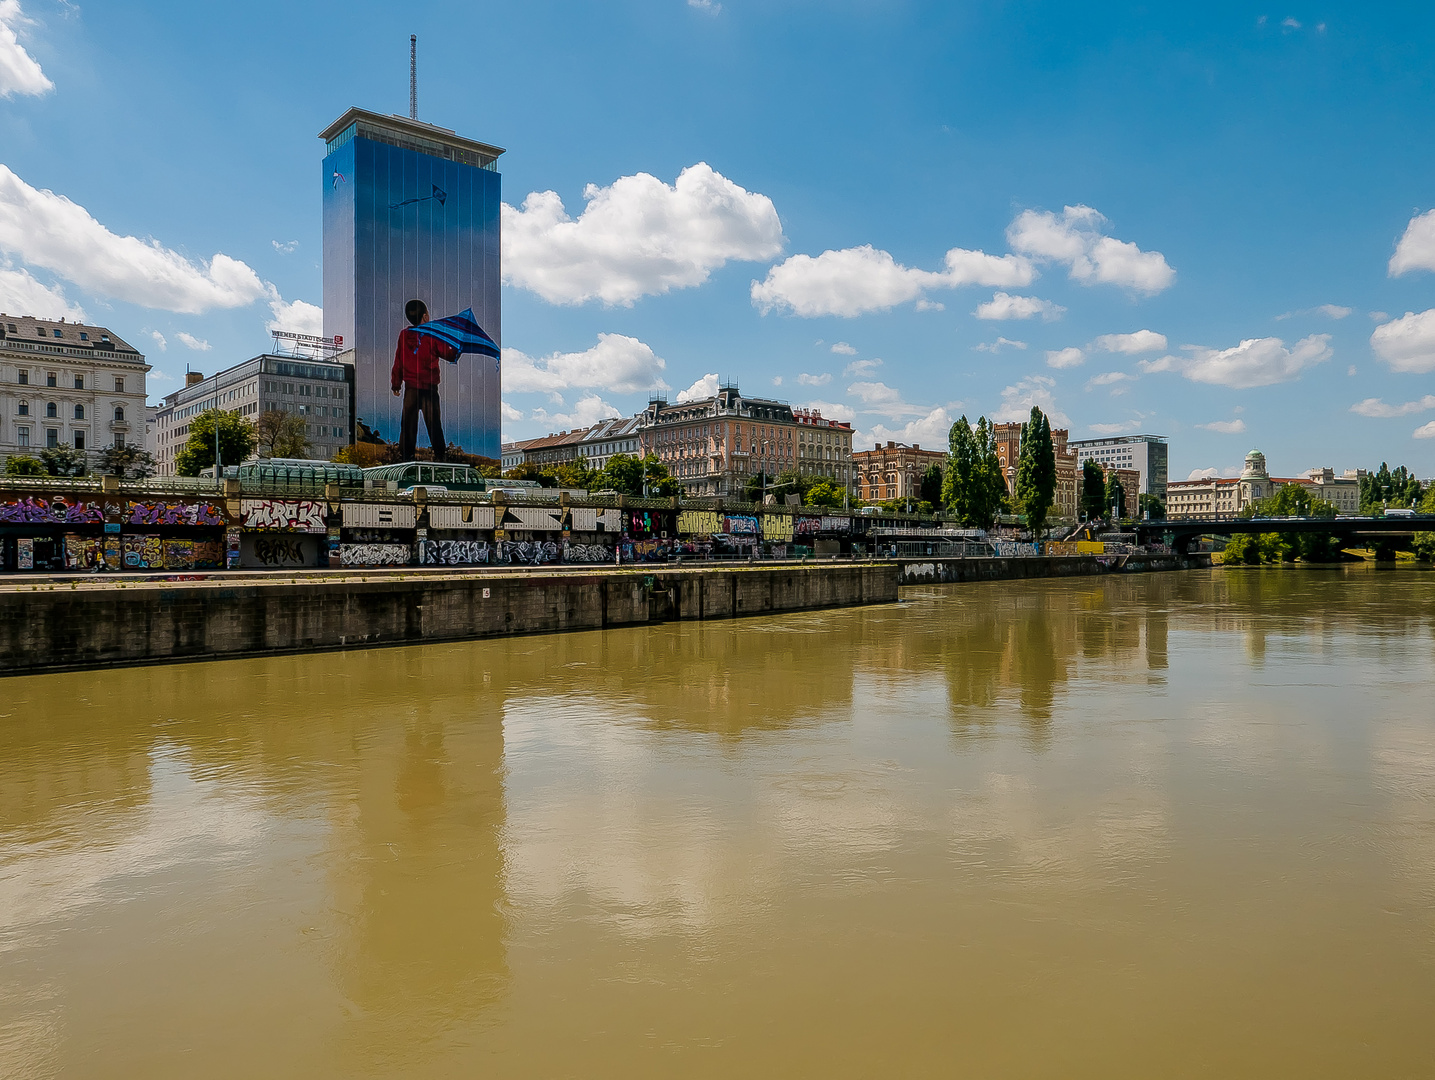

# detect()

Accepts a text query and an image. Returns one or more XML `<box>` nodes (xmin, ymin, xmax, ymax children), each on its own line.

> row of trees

<box><xmin>1359</xmin><ymin>462</ymin><xmax>1424</xmax><ymax>514</ymax></box>
<box><xmin>941</xmin><ymin>408</ymin><xmax>1064</xmax><ymax>533</ymax></box>
<box><xmin>1224</xmin><ymin>483</ymin><xmax>1342</xmax><ymax>564</ymax></box>
<box><xmin>5</xmin><ymin>443</ymin><xmax>157</xmax><ymax>479</ymax></box>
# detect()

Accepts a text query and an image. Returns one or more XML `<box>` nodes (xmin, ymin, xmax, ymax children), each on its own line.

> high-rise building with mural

<box><xmin>320</xmin><ymin>107</ymin><xmax>503</xmax><ymax>458</ymax></box>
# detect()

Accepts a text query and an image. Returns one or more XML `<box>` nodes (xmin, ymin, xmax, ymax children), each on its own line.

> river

<box><xmin>2</xmin><ymin>568</ymin><xmax>1433</xmax><ymax>1077</ymax></box>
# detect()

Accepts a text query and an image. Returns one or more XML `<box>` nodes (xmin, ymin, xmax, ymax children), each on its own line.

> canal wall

<box><xmin>0</xmin><ymin>562</ymin><xmax>898</xmax><ymax>676</ymax></box>
<box><xmin>897</xmin><ymin>552</ymin><xmax>1206</xmax><ymax>585</ymax></box>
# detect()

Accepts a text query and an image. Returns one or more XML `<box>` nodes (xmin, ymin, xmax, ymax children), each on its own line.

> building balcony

<box><xmin>109</xmin><ymin>419</ymin><xmax>131</xmax><ymax>434</ymax></box>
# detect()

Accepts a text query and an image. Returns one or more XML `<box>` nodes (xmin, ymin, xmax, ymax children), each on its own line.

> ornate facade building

<box><xmin>853</xmin><ymin>441</ymin><xmax>946</xmax><ymax>503</ymax></box>
<box><xmin>1166</xmin><ymin>449</ymin><xmax>1364</xmax><ymax>519</ymax></box>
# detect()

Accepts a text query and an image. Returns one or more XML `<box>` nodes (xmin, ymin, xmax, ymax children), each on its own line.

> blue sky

<box><xmin>3</xmin><ymin>1</ymin><xmax>1435</xmax><ymax>479</ymax></box>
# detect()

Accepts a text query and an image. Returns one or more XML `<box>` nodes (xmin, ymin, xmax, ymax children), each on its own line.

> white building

<box><xmin>0</xmin><ymin>315</ymin><xmax>149</xmax><ymax>464</ymax></box>
<box><xmin>1166</xmin><ymin>450</ymin><xmax>1364</xmax><ymax>519</ymax></box>
<box><xmin>154</xmin><ymin>354</ymin><xmax>353</xmax><ymax>475</ymax></box>
<box><xmin>1069</xmin><ymin>434</ymin><xmax>1169</xmax><ymax>501</ymax></box>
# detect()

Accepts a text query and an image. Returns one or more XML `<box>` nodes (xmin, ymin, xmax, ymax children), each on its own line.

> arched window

<box><xmin>74</xmin><ymin>403</ymin><xmax>85</xmax><ymax>420</ymax></box>
<box><xmin>45</xmin><ymin>401</ymin><xmax>57</xmax><ymax>418</ymax></box>
<box><xmin>17</xmin><ymin>400</ymin><xmax>28</xmax><ymax>416</ymax></box>
<box><xmin>114</xmin><ymin>406</ymin><xmax>125</xmax><ymax>422</ymax></box>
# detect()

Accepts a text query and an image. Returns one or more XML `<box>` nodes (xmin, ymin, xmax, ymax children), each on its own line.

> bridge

<box><xmin>1132</xmin><ymin>515</ymin><xmax>1435</xmax><ymax>553</ymax></box>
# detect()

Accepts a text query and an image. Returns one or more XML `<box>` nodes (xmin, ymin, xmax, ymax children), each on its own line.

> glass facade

<box><xmin>323</xmin><ymin>119</ymin><xmax>501</xmax><ymax>458</ymax></box>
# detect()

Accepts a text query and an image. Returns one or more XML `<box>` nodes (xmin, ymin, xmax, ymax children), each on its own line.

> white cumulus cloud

<box><xmin>503</xmin><ymin>163</ymin><xmax>782</xmax><ymax>306</ymax></box>
<box><xmin>265</xmin><ymin>298</ymin><xmax>323</xmax><ymax>338</ymax></box>
<box><xmin>973</xmin><ymin>336</ymin><xmax>1028</xmax><ymax>353</ymax></box>
<box><xmin>843</xmin><ymin>357</ymin><xmax>882</xmax><ymax>377</ymax></box>
<box><xmin>1140</xmin><ymin>334</ymin><xmax>1331</xmax><ymax>388</ymax></box>
<box><xmin>1045</xmin><ymin>346</ymin><xmax>1085</xmax><ymax>369</ymax></box>
<box><xmin>1371</xmin><ymin>309</ymin><xmax>1435</xmax><ymax>373</ymax></box>
<box><xmin>857</xmin><ymin>407</ymin><xmax>956</xmax><ymax>453</ymax></box>
<box><xmin>974</xmin><ymin>291</ymin><xmax>1065</xmax><ymax>321</ymax></box>
<box><xmin>846</xmin><ymin>380</ymin><xmax>927</xmax><ymax>419</ymax></box>
<box><xmin>504</xmin><ymin>333</ymin><xmax>669</xmax><ymax>395</ymax></box>
<box><xmin>175</xmin><ymin>332</ymin><xmax>210</xmax><ymax>352</ymax></box>
<box><xmin>1415</xmin><ymin>421</ymin><xmax>1435</xmax><ymax>439</ymax></box>
<box><xmin>0</xmin><ymin>1</ymin><xmax>51</xmax><ymax>98</ymax></box>
<box><xmin>531</xmin><ymin>394</ymin><xmax>622</xmax><ymax>431</ymax></box>
<box><xmin>1187</xmin><ymin>466</ymin><xmax>1240</xmax><ymax>480</ymax></box>
<box><xmin>1349</xmin><ymin>395</ymin><xmax>1435</xmax><ymax>418</ymax></box>
<box><xmin>994</xmin><ymin>374</ymin><xmax>1069</xmax><ymax>425</ymax></box>
<box><xmin>148</xmin><ymin>330</ymin><xmax>167</xmax><ymax>351</ymax></box>
<box><xmin>1086</xmin><ymin>371</ymin><xmax>1133</xmax><ymax>389</ymax></box>
<box><xmin>500</xmin><ymin>400</ymin><xmax>523</xmax><ymax>422</ymax></box>
<box><xmin>1007</xmin><ymin>205</ymin><xmax>1174</xmax><ymax>293</ymax></box>
<box><xmin>801</xmin><ymin>400</ymin><xmax>856</xmax><ymax>424</ymax></box>
<box><xmin>1390</xmin><ymin>210</ymin><xmax>1435</xmax><ymax>276</ymax></box>
<box><xmin>676</xmin><ymin>372</ymin><xmax>719</xmax><ymax>402</ymax></box>
<box><xmin>1089</xmin><ymin>420</ymin><xmax>1143</xmax><ymax>435</ymax></box>
<box><xmin>271</xmin><ymin>239</ymin><xmax>299</xmax><ymax>255</ymax></box>
<box><xmin>0</xmin><ymin>165</ymin><xmax>270</xmax><ymax>314</ymax></box>
<box><xmin>1092</xmin><ymin>329</ymin><xmax>1166</xmax><ymax>353</ymax></box>
<box><xmin>1197</xmin><ymin>419</ymin><xmax>1247</xmax><ymax>434</ymax></box>
<box><xmin>752</xmin><ymin>243</ymin><xmax>1033</xmax><ymax>318</ymax></box>
<box><xmin>0</xmin><ymin>264</ymin><xmax>83</xmax><ymax>320</ymax></box>
<box><xmin>830</xmin><ymin>341</ymin><xmax>857</xmax><ymax>355</ymax></box>
<box><xmin>797</xmin><ymin>372</ymin><xmax>831</xmax><ymax>386</ymax></box>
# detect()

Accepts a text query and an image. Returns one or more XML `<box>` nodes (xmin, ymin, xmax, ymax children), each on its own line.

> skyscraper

<box><xmin>320</xmin><ymin>107</ymin><xmax>504</xmax><ymax>459</ymax></box>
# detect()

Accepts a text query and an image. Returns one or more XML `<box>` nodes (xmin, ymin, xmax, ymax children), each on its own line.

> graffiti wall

<box><xmin>724</xmin><ymin>514</ymin><xmax>759</xmax><ymax>535</ymax></box>
<box><xmin>993</xmin><ymin>542</ymin><xmax>1041</xmax><ymax>557</ymax></box>
<box><xmin>341</xmin><ymin>543</ymin><xmax>410</xmax><ymax>567</ymax></box>
<box><xmin>1</xmin><ymin>496</ymin><xmax>105</xmax><ymax>524</ymax></box>
<box><xmin>124</xmin><ymin>500</ymin><xmax>225</xmax><ymax>527</ymax></box>
<box><xmin>820</xmin><ymin>515</ymin><xmax>852</xmax><ymax>533</ymax></box>
<box><xmin>498</xmin><ymin>506</ymin><xmax>565</xmax><ymax>531</ymax></box>
<box><xmin>677</xmin><ymin>509</ymin><xmax>721</xmax><ymax>535</ymax></box>
<box><xmin>1043</xmin><ymin>541</ymin><xmax>1079</xmax><ymax>557</ymax></box>
<box><xmin>122</xmin><ymin>534</ymin><xmax>165</xmax><ymax>568</ymax></box>
<box><xmin>569</xmin><ymin>507</ymin><xmax>599</xmax><ymax>532</ymax></box>
<box><xmin>794</xmin><ymin>515</ymin><xmax>823</xmax><ymax>536</ymax></box>
<box><xmin>562</xmin><ymin>541</ymin><xmax>614</xmax><ymax>564</ymax></box>
<box><xmin>240</xmin><ymin>499</ymin><xmax>326</xmax><ymax>532</ymax></box>
<box><xmin>494</xmin><ymin>540</ymin><xmax>560</xmax><ymax>565</ymax></box>
<box><xmin>426</xmin><ymin>504</ymin><xmax>495</xmax><ymax>530</ymax></box>
<box><xmin>763</xmin><ymin>514</ymin><xmax>794</xmax><ymax>542</ymax></box>
<box><xmin>239</xmin><ymin>533</ymin><xmax>323</xmax><ymax>568</ymax></box>
<box><xmin>420</xmin><ymin>539</ymin><xmax>490</xmax><ymax>566</ymax></box>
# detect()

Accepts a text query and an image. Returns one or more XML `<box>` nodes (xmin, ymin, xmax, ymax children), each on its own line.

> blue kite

<box><xmin>410</xmin><ymin>308</ymin><xmax>501</xmax><ymax>370</ymax></box>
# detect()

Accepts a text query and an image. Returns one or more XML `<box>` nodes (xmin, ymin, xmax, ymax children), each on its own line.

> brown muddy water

<box><xmin>2</xmin><ymin>568</ymin><xmax>1434</xmax><ymax>1078</ymax></box>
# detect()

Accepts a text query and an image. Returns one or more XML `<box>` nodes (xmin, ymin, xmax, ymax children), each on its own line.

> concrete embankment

<box><xmin>898</xmin><ymin>552</ymin><xmax>1209</xmax><ymax>585</ymax></box>
<box><xmin>0</xmin><ymin>562</ymin><xmax>898</xmax><ymax>676</ymax></box>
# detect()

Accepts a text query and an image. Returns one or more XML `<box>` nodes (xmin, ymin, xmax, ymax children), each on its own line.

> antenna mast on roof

<box><xmin>409</xmin><ymin>35</ymin><xmax>418</xmax><ymax>120</ymax></box>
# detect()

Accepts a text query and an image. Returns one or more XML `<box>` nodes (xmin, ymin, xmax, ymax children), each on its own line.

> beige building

<box><xmin>989</xmin><ymin>421</ymin><xmax>1079</xmax><ymax>520</ymax></box>
<box><xmin>638</xmin><ymin>387</ymin><xmax>852</xmax><ymax>498</ymax></box>
<box><xmin>0</xmin><ymin>316</ymin><xmax>149</xmax><ymax>463</ymax></box>
<box><xmin>854</xmin><ymin>441</ymin><xmax>946</xmax><ymax>502</ymax></box>
<box><xmin>1166</xmin><ymin>450</ymin><xmax>1364</xmax><ymax>519</ymax></box>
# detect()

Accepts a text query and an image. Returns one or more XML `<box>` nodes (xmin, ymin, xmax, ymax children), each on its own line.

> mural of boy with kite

<box><xmin>391</xmin><ymin>300</ymin><xmax>501</xmax><ymax>462</ymax></box>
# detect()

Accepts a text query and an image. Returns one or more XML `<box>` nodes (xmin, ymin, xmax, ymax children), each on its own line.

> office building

<box><xmin>321</xmin><ymin>107</ymin><xmax>504</xmax><ymax>459</ymax></box>
<box><xmin>0</xmin><ymin>315</ymin><xmax>148</xmax><ymax>461</ymax></box>
<box><xmin>154</xmin><ymin>355</ymin><xmax>352</xmax><ymax>476</ymax></box>
<box><xmin>1069</xmin><ymin>434</ymin><xmax>1169</xmax><ymax>501</ymax></box>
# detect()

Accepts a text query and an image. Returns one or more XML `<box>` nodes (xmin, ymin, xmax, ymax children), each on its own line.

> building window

<box><xmin>45</xmin><ymin>428</ymin><xmax>58</xmax><ymax>448</ymax></box>
<box><xmin>80</xmin><ymin>332</ymin><xmax>89</xmax><ymax>341</ymax></box>
<box><xmin>74</xmin><ymin>375</ymin><xmax>83</xmax><ymax>389</ymax></box>
<box><xmin>45</xmin><ymin>401</ymin><xmax>57</xmax><ymax>418</ymax></box>
<box><xmin>17</xmin><ymin>400</ymin><xmax>27</xmax><ymax>416</ymax></box>
<box><xmin>115</xmin><ymin>435</ymin><xmax>125</xmax><ymax>449</ymax></box>
<box><xmin>74</xmin><ymin>403</ymin><xmax>84</xmax><ymax>420</ymax></box>
<box><xmin>114</xmin><ymin>406</ymin><xmax>125</xmax><ymax>422</ymax></box>
<box><xmin>114</xmin><ymin>377</ymin><xmax>124</xmax><ymax>392</ymax></box>
<box><xmin>16</xmin><ymin>369</ymin><xmax>27</xmax><ymax>385</ymax></box>
<box><xmin>46</xmin><ymin>372</ymin><xmax>56</xmax><ymax>387</ymax></box>
<box><xmin>17</xmin><ymin>426</ymin><xmax>28</xmax><ymax>447</ymax></box>
<box><xmin>54</xmin><ymin>329</ymin><xmax>63</xmax><ymax>339</ymax></box>
<box><xmin>74</xmin><ymin>431</ymin><xmax>85</xmax><ymax>450</ymax></box>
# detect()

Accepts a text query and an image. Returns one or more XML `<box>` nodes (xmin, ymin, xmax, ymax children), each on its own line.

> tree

<box><xmin>642</xmin><ymin>454</ymin><xmax>679</xmax><ymax>497</ymax></box>
<box><xmin>942</xmin><ymin>416</ymin><xmax>979</xmax><ymax>520</ymax></box>
<box><xmin>1361</xmin><ymin>462</ymin><xmax>1424</xmax><ymax>514</ymax></box>
<box><xmin>743</xmin><ymin>470</ymin><xmax>776</xmax><ymax>502</ymax></box>
<box><xmin>39</xmin><ymin>444</ymin><xmax>88</xmax><ymax>477</ymax></box>
<box><xmin>1138</xmin><ymin>493</ymin><xmax>1165</xmax><ymax>519</ymax></box>
<box><xmin>805</xmin><ymin>479</ymin><xmax>846</xmax><ymax>509</ymax></box>
<box><xmin>970</xmin><ymin>417</ymin><xmax>1008</xmax><ymax>529</ymax></box>
<box><xmin>1014</xmin><ymin>406</ymin><xmax>1056</xmax><ymax>536</ymax></box>
<box><xmin>97</xmin><ymin>443</ymin><xmax>156</xmax><ymax>479</ymax></box>
<box><xmin>1235</xmin><ymin>483</ymin><xmax>1341</xmax><ymax>562</ymax></box>
<box><xmin>1081</xmin><ymin>460</ymin><xmax>1106</xmax><ymax>520</ymax></box>
<box><xmin>254</xmin><ymin>409</ymin><xmax>312</xmax><ymax>459</ymax></box>
<box><xmin>1106</xmin><ymin>471</ymin><xmax>1126</xmax><ymax>520</ymax></box>
<box><xmin>1414</xmin><ymin>485</ymin><xmax>1435</xmax><ymax>562</ymax></box>
<box><xmin>918</xmin><ymin>463</ymin><xmax>943</xmax><ymax>506</ymax></box>
<box><xmin>334</xmin><ymin>442</ymin><xmax>391</xmax><ymax>468</ymax></box>
<box><xmin>174</xmin><ymin>409</ymin><xmax>257</xmax><ymax>477</ymax></box>
<box><xmin>4</xmin><ymin>455</ymin><xmax>44</xmax><ymax>476</ymax></box>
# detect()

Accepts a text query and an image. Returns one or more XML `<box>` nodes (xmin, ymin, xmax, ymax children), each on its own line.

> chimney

<box><xmin>185</xmin><ymin>371</ymin><xmax>205</xmax><ymax>387</ymax></box>
<box><xmin>887</xmin><ymin>441</ymin><xmax>895</xmax><ymax>449</ymax></box>
<box><xmin>913</xmin><ymin>444</ymin><xmax>920</xmax><ymax>450</ymax></box>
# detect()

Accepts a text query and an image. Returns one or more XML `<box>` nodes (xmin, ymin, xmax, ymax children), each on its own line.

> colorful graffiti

<box><xmin>794</xmin><ymin>515</ymin><xmax>822</xmax><ymax>536</ymax></box>
<box><xmin>677</xmin><ymin>509</ymin><xmax>721</xmax><ymax>535</ymax></box>
<box><xmin>241</xmin><ymin>498</ymin><xmax>326</xmax><ymax>532</ymax></box>
<box><xmin>724</xmin><ymin>514</ymin><xmax>759</xmax><ymax>535</ymax></box>
<box><xmin>341</xmin><ymin>543</ymin><xmax>410</xmax><ymax>567</ymax></box>
<box><xmin>420</xmin><ymin>539</ymin><xmax>490</xmax><ymax>566</ymax></box>
<box><xmin>820</xmin><ymin>515</ymin><xmax>852</xmax><ymax>533</ymax></box>
<box><xmin>1</xmin><ymin>496</ymin><xmax>104</xmax><ymax>524</ymax></box>
<box><xmin>763</xmin><ymin>514</ymin><xmax>794</xmax><ymax>542</ymax></box>
<box><xmin>562</xmin><ymin>541</ymin><xmax>614</xmax><ymax>564</ymax></box>
<box><xmin>124</xmin><ymin>500</ymin><xmax>225</xmax><ymax>527</ymax></box>
<box><xmin>121</xmin><ymin>534</ymin><xmax>165</xmax><ymax>568</ymax></box>
<box><xmin>993</xmin><ymin>542</ymin><xmax>1041</xmax><ymax>557</ymax></box>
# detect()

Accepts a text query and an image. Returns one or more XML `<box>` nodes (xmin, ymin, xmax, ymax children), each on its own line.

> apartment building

<box><xmin>853</xmin><ymin>441</ymin><xmax>946</xmax><ymax>502</ymax></box>
<box><xmin>1166</xmin><ymin>451</ymin><xmax>1364</xmax><ymax>519</ymax></box>
<box><xmin>1069</xmin><ymin>434</ymin><xmax>1169</xmax><ymax>501</ymax></box>
<box><xmin>0</xmin><ymin>316</ymin><xmax>149</xmax><ymax>461</ymax></box>
<box><xmin>154</xmin><ymin>354</ymin><xmax>352</xmax><ymax>475</ymax></box>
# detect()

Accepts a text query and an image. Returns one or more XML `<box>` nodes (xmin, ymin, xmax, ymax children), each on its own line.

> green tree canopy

<box><xmin>1105</xmin><ymin>471</ymin><xmax>1126</xmax><ymax>520</ymax></box>
<box><xmin>254</xmin><ymin>410</ymin><xmax>312</xmax><ymax>459</ymax></box>
<box><xmin>39</xmin><ymin>444</ymin><xmax>88</xmax><ymax>477</ymax></box>
<box><xmin>918</xmin><ymin>463</ymin><xmax>943</xmax><ymax>506</ymax></box>
<box><xmin>1014</xmin><ymin>406</ymin><xmax>1056</xmax><ymax>536</ymax></box>
<box><xmin>1081</xmin><ymin>459</ymin><xmax>1107</xmax><ymax>520</ymax></box>
<box><xmin>1138</xmin><ymin>493</ymin><xmax>1165</xmax><ymax>520</ymax></box>
<box><xmin>97</xmin><ymin>443</ymin><xmax>156</xmax><ymax>479</ymax></box>
<box><xmin>174</xmin><ymin>409</ymin><xmax>257</xmax><ymax>477</ymax></box>
<box><xmin>4</xmin><ymin>455</ymin><xmax>44</xmax><ymax>477</ymax></box>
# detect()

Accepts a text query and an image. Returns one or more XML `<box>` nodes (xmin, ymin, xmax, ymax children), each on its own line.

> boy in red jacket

<box><xmin>392</xmin><ymin>299</ymin><xmax>458</xmax><ymax>462</ymax></box>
